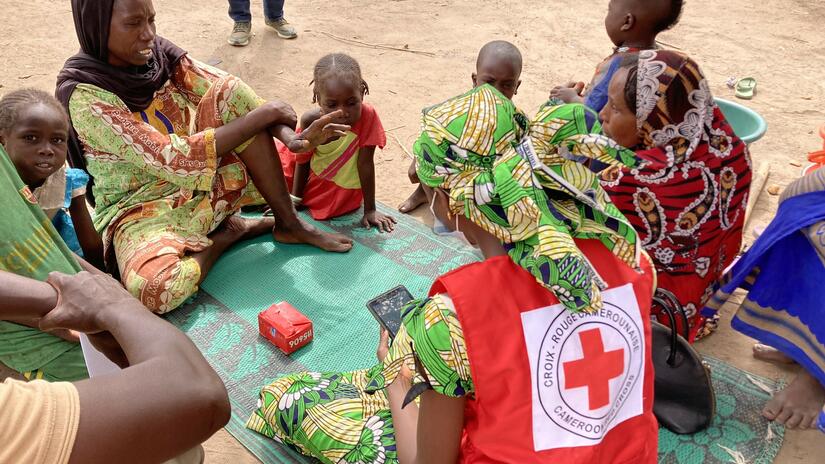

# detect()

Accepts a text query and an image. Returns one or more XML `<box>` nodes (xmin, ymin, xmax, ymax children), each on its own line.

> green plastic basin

<box><xmin>715</xmin><ymin>98</ymin><xmax>767</xmax><ymax>144</ymax></box>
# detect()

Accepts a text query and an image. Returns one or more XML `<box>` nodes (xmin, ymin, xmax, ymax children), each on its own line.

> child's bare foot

<box><xmin>753</xmin><ymin>344</ymin><xmax>795</xmax><ymax>365</ymax></box>
<box><xmin>763</xmin><ymin>369</ymin><xmax>825</xmax><ymax>429</ymax></box>
<box><xmin>273</xmin><ymin>219</ymin><xmax>353</xmax><ymax>253</ymax></box>
<box><xmin>398</xmin><ymin>185</ymin><xmax>427</xmax><ymax>213</ymax></box>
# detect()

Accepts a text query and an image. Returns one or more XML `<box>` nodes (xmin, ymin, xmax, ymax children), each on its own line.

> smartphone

<box><xmin>366</xmin><ymin>285</ymin><xmax>414</xmax><ymax>338</ymax></box>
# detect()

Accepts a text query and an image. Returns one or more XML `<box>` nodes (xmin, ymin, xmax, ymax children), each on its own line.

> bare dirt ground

<box><xmin>2</xmin><ymin>0</ymin><xmax>824</xmax><ymax>462</ymax></box>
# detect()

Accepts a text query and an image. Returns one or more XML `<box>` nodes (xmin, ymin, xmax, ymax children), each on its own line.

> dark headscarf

<box><xmin>55</xmin><ymin>0</ymin><xmax>186</xmax><ymax>201</ymax></box>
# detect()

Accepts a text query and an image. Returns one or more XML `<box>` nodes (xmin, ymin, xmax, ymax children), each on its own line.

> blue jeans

<box><xmin>228</xmin><ymin>0</ymin><xmax>284</xmax><ymax>22</ymax></box>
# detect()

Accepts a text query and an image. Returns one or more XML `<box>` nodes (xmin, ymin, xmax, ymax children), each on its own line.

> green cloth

<box><xmin>246</xmin><ymin>294</ymin><xmax>466</xmax><ymax>464</ymax></box>
<box><xmin>0</xmin><ymin>146</ymin><xmax>86</xmax><ymax>380</ymax></box>
<box><xmin>414</xmin><ymin>87</ymin><xmax>640</xmax><ymax>313</ymax></box>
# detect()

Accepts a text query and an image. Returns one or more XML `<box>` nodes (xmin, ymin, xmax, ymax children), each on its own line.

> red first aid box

<box><xmin>258</xmin><ymin>301</ymin><xmax>313</xmax><ymax>354</ymax></box>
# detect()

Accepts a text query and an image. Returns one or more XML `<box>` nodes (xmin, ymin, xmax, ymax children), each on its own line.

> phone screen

<box><xmin>366</xmin><ymin>285</ymin><xmax>414</xmax><ymax>337</ymax></box>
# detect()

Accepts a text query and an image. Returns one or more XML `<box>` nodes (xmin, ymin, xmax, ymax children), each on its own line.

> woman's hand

<box><xmin>262</xmin><ymin>100</ymin><xmax>299</xmax><ymax>129</ymax></box>
<box><xmin>362</xmin><ymin>210</ymin><xmax>397</xmax><ymax>233</ymax></box>
<box><xmin>377</xmin><ymin>328</ymin><xmax>414</xmax><ymax>387</ymax></box>
<box><xmin>287</xmin><ymin>110</ymin><xmax>351</xmax><ymax>153</ymax></box>
<box><xmin>377</xmin><ymin>328</ymin><xmax>391</xmax><ymax>362</ymax></box>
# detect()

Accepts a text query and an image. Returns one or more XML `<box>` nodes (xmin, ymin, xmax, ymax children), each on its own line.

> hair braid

<box><xmin>0</xmin><ymin>88</ymin><xmax>68</xmax><ymax>133</ymax></box>
<box><xmin>310</xmin><ymin>53</ymin><xmax>369</xmax><ymax>103</ymax></box>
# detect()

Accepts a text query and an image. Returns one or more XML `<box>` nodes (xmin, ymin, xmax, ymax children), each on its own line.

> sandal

<box><xmin>735</xmin><ymin>77</ymin><xmax>757</xmax><ymax>100</ymax></box>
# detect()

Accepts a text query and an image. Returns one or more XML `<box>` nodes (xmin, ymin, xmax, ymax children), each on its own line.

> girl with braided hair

<box><xmin>279</xmin><ymin>53</ymin><xmax>396</xmax><ymax>231</ymax></box>
<box><xmin>0</xmin><ymin>89</ymin><xmax>104</xmax><ymax>269</ymax></box>
<box><xmin>248</xmin><ymin>86</ymin><xmax>658</xmax><ymax>463</ymax></box>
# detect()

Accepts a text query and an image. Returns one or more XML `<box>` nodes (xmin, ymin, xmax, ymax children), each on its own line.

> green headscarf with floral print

<box><xmin>414</xmin><ymin>85</ymin><xmax>640</xmax><ymax>313</ymax></box>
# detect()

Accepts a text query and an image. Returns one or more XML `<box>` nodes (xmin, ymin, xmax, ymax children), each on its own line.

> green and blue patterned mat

<box><xmin>167</xmin><ymin>204</ymin><xmax>784</xmax><ymax>464</ymax></box>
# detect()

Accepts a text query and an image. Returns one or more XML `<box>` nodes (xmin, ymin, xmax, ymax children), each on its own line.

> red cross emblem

<box><xmin>563</xmin><ymin>328</ymin><xmax>625</xmax><ymax>410</ymax></box>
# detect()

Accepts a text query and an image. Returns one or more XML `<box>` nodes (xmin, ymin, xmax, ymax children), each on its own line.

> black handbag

<box><xmin>650</xmin><ymin>288</ymin><xmax>716</xmax><ymax>434</ymax></box>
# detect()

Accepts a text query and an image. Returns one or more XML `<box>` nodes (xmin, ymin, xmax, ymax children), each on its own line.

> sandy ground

<box><xmin>2</xmin><ymin>0</ymin><xmax>824</xmax><ymax>462</ymax></box>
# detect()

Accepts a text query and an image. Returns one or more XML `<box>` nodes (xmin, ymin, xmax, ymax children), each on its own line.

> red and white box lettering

<box><xmin>258</xmin><ymin>301</ymin><xmax>313</xmax><ymax>354</ymax></box>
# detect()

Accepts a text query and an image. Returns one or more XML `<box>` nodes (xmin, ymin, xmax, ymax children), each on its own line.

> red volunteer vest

<box><xmin>430</xmin><ymin>239</ymin><xmax>657</xmax><ymax>463</ymax></box>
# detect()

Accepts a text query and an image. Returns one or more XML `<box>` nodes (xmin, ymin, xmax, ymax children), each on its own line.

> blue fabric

<box><xmin>63</xmin><ymin>168</ymin><xmax>89</xmax><ymax>208</ymax></box>
<box><xmin>228</xmin><ymin>0</ymin><xmax>285</xmax><ymax>22</ymax></box>
<box><xmin>703</xmin><ymin>190</ymin><xmax>825</xmax><ymax>385</ymax></box>
<box><xmin>52</xmin><ymin>168</ymin><xmax>89</xmax><ymax>256</ymax></box>
<box><xmin>52</xmin><ymin>210</ymin><xmax>83</xmax><ymax>256</ymax></box>
<box><xmin>584</xmin><ymin>55</ymin><xmax>622</xmax><ymax>113</ymax></box>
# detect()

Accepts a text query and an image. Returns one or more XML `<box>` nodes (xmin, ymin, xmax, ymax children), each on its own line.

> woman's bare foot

<box><xmin>218</xmin><ymin>214</ymin><xmax>277</xmax><ymax>242</ymax></box>
<box><xmin>753</xmin><ymin>344</ymin><xmax>795</xmax><ymax>364</ymax></box>
<box><xmin>398</xmin><ymin>185</ymin><xmax>428</xmax><ymax>214</ymax></box>
<box><xmin>763</xmin><ymin>369</ymin><xmax>825</xmax><ymax>429</ymax></box>
<box><xmin>273</xmin><ymin>219</ymin><xmax>353</xmax><ymax>253</ymax></box>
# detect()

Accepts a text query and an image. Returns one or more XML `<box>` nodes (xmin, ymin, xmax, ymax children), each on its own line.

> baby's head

<box><xmin>472</xmin><ymin>40</ymin><xmax>522</xmax><ymax>100</ymax></box>
<box><xmin>311</xmin><ymin>53</ymin><xmax>369</xmax><ymax>128</ymax></box>
<box><xmin>604</xmin><ymin>0</ymin><xmax>683</xmax><ymax>48</ymax></box>
<box><xmin>0</xmin><ymin>88</ymin><xmax>69</xmax><ymax>188</ymax></box>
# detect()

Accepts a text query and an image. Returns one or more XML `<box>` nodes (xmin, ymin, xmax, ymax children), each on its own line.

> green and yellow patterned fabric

<box><xmin>414</xmin><ymin>86</ymin><xmax>640</xmax><ymax>313</ymax></box>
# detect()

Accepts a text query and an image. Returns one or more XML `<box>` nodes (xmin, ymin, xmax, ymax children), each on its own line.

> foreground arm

<box><xmin>385</xmin><ymin>359</ymin><xmax>465</xmax><ymax>464</ymax></box>
<box><xmin>0</xmin><ymin>270</ymin><xmax>58</xmax><ymax>320</ymax></box>
<box><xmin>38</xmin><ymin>272</ymin><xmax>230</xmax><ymax>464</ymax></box>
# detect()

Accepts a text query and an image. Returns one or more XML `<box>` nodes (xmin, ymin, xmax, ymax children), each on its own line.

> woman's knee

<box><xmin>121</xmin><ymin>253</ymin><xmax>200</xmax><ymax>314</ymax></box>
<box><xmin>201</xmin><ymin>76</ymin><xmax>265</xmax><ymax>126</ymax></box>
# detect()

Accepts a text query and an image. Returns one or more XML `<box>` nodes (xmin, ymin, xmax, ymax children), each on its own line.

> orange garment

<box><xmin>0</xmin><ymin>378</ymin><xmax>80</xmax><ymax>464</ymax></box>
<box><xmin>279</xmin><ymin>103</ymin><xmax>386</xmax><ymax>220</ymax></box>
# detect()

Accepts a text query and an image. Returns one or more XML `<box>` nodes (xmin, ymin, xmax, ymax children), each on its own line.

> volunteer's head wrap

<box><xmin>414</xmin><ymin>84</ymin><xmax>641</xmax><ymax>313</ymax></box>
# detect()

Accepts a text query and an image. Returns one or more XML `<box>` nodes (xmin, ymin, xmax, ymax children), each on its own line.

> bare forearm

<box><xmin>97</xmin><ymin>303</ymin><xmax>205</xmax><ymax>365</ymax></box>
<box><xmin>214</xmin><ymin>104</ymin><xmax>295</xmax><ymax>155</ymax></box>
<box><xmin>71</xmin><ymin>354</ymin><xmax>228</xmax><ymax>463</ymax></box>
<box><xmin>70</xmin><ymin>300</ymin><xmax>229</xmax><ymax>463</ymax></box>
<box><xmin>74</xmin><ymin>253</ymin><xmax>105</xmax><ymax>275</ymax></box>
<box><xmin>388</xmin><ymin>379</ymin><xmax>419</xmax><ymax>464</ymax></box>
<box><xmin>0</xmin><ymin>270</ymin><xmax>57</xmax><ymax>320</ymax></box>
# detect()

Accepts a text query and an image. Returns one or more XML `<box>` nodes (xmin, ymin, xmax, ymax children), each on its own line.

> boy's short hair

<box><xmin>652</xmin><ymin>0</ymin><xmax>684</xmax><ymax>33</ymax></box>
<box><xmin>476</xmin><ymin>40</ymin><xmax>523</xmax><ymax>73</ymax></box>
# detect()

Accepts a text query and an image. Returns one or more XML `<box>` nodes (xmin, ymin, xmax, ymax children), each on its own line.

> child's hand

<box><xmin>288</xmin><ymin>110</ymin><xmax>351</xmax><ymax>153</ymax></box>
<box><xmin>550</xmin><ymin>81</ymin><xmax>586</xmax><ymax>103</ymax></box>
<box><xmin>362</xmin><ymin>210</ymin><xmax>397</xmax><ymax>233</ymax></box>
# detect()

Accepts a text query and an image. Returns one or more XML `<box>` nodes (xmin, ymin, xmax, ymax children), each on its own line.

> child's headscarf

<box><xmin>414</xmin><ymin>84</ymin><xmax>640</xmax><ymax>313</ymax></box>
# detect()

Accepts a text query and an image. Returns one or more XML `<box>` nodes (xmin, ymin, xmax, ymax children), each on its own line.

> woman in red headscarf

<box><xmin>599</xmin><ymin>50</ymin><xmax>752</xmax><ymax>341</ymax></box>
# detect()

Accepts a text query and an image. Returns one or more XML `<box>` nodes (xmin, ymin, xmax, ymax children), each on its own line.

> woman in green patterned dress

<box><xmin>55</xmin><ymin>0</ymin><xmax>354</xmax><ymax>313</ymax></box>
<box><xmin>248</xmin><ymin>86</ymin><xmax>658</xmax><ymax>463</ymax></box>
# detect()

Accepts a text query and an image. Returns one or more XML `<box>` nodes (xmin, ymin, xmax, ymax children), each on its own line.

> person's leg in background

<box><xmin>263</xmin><ymin>0</ymin><xmax>297</xmax><ymax>39</ymax></box>
<box><xmin>227</xmin><ymin>0</ymin><xmax>253</xmax><ymax>47</ymax></box>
